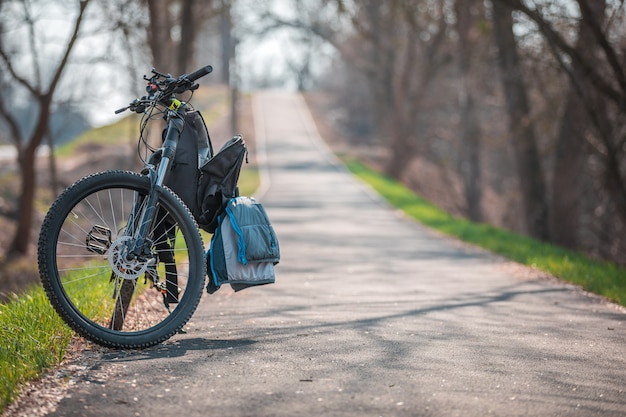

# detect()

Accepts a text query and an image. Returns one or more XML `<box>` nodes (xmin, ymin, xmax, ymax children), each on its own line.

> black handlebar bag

<box><xmin>163</xmin><ymin>110</ymin><xmax>213</xmax><ymax>217</ymax></box>
<box><xmin>196</xmin><ymin>135</ymin><xmax>247</xmax><ymax>233</ymax></box>
<box><xmin>162</xmin><ymin>111</ymin><xmax>247</xmax><ymax>234</ymax></box>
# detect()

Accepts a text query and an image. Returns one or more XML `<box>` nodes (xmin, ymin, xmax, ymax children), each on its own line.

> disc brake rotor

<box><xmin>108</xmin><ymin>236</ymin><xmax>150</xmax><ymax>280</ymax></box>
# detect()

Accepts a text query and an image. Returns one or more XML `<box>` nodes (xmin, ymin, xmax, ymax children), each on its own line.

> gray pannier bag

<box><xmin>207</xmin><ymin>196</ymin><xmax>280</xmax><ymax>293</ymax></box>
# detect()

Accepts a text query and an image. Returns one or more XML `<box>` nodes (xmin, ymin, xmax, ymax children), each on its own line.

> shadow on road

<box><xmin>101</xmin><ymin>337</ymin><xmax>258</xmax><ymax>362</ymax></box>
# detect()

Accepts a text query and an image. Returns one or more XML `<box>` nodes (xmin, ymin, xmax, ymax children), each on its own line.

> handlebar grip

<box><xmin>187</xmin><ymin>65</ymin><xmax>213</xmax><ymax>82</ymax></box>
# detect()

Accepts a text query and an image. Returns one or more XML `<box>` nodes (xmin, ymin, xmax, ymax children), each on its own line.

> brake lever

<box><xmin>171</xmin><ymin>79</ymin><xmax>195</xmax><ymax>94</ymax></box>
<box><xmin>114</xmin><ymin>98</ymin><xmax>147</xmax><ymax>114</ymax></box>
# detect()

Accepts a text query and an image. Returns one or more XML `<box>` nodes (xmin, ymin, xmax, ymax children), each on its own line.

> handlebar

<box><xmin>187</xmin><ymin>65</ymin><xmax>213</xmax><ymax>82</ymax></box>
<box><xmin>115</xmin><ymin>64</ymin><xmax>213</xmax><ymax>114</ymax></box>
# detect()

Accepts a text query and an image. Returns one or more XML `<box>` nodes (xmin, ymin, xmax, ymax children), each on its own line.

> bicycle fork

<box><xmin>128</xmin><ymin>112</ymin><xmax>184</xmax><ymax>259</ymax></box>
<box><xmin>109</xmin><ymin>114</ymin><xmax>185</xmax><ymax>330</ymax></box>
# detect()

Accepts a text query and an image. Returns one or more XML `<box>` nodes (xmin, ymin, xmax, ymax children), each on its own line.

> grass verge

<box><xmin>345</xmin><ymin>158</ymin><xmax>626</xmax><ymax>307</ymax></box>
<box><xmin>55</xmin><ymin>115</ymin><xmax>140</xmax><ymax>156</ymax></box>
<box><xmin>0</xmin><ymin>288</ymin><xmax>74</xmax><ymax>411</ymax></box>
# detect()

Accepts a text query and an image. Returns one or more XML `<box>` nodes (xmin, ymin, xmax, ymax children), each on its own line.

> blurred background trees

<box><xmin>252</xmin><ymin>0</ymin><xmax>625</xmax><ymax>266</ymax></box>
<box><xmin>0</xmin><ymin>0</ymin><xmax>624</xmax><ymax>268</ymax></box>
<box><xmin>0</xmin><ymin>0</ymin><xmax>91</xmax><ymax>256</ymax></box>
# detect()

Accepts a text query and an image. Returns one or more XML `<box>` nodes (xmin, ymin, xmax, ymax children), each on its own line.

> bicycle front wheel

<box><xmin>38</xmin><ymin>170</ymin><xmax>206</xmax><ymax>349</ymax></box>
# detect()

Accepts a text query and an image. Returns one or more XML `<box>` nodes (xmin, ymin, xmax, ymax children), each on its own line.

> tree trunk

<box><xmin>551</xmin><ymin>91</ymin><xmax>586</xmax><ymax>247</ymax></box>
<box><xmin>551</xmin><ymin>0</ymin><xmax>605</xmax><ymax>249</ymax></box>
<box><xmin>220</xmin><ymin>0</ymin><xmax>232</xmax><ymax>84</ymax></box>
<box><xmin>9</xmin><ymin>146</ymin><xmax>37</xmax><ymax>256</ymax></box>
<box><xmin>8</xmin><ymin>96</ymin><xmax>51</xmax><ymax>256</ymax></box>
<box><xmin>456</xmin><ymin>0</ymin><xmax>482</xmax><ymax>222</ymax></box>
<box><xmin>147</xmin><ymin>0</ymin><xmax>174</xmax><ymax>71</ymax></box>
<box><xmin>46</xmin><ymin>129</ymin><xmax>59</xmax><ymax>197</ymax></box>
<box><xmin>386</xmin><ymin>126</ymin><xmax>415</xmax><ymax>180</ymax></box>
<box><xmin>5</xmin><ymin>0</ymin><xmax>89</xmax><ymax>256</ymax></box>
<box><xmin>384</xmin><ymin>1</ymin><xmax>448</xmax><ymax>181</ymax></box>
<box><xmin>459</xmin><ymin>91</ymin><xmax>482</xmax><ymax>222</ymax></box>
<box><xmin>385</xmin><ymin>32</ymin><xmax>413</xmax><ymax>179</ymax></box>
<box><xmin>491</xmin><ymin>0</ymin><xmax>549</xmax><ymax>240</ymax></box>
<box><xmin>177</xmin><ymin>0</ymin><xmax>196</xmax><ymax>75</ymax></box>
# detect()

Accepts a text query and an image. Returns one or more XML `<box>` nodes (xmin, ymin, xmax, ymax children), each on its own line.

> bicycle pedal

<box><xmin>86</xmin><ymin>225</ymin><xmax>112</xmax><ymax>255</ymax></box>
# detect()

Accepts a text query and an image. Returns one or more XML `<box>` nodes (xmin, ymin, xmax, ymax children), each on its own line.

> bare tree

<box><xmin>334</xmin><ymin>1</ymin><xmax>452</xmax><ymax>179</ymax></box>
<box><xmin>220</xmin><ymin>0</ymin><xmax>233</xmax><ymax>84</ymax></box>
<box><xmin>254</xmin><ymin>0</ymin><xmax>452</xmax><ymax>179</ymax></box>
<box><xmin>491</xmin><ymin>0</ymin><xmax>550</xmax><ymax>240</ymax></box>
<box><xmin>146</xmin><ymin>0</ymin><xmax>224</xmax><ymax>74</ymax></box>
<box><xmin>299</xmin><ymin>0</ymin><xmax>625</xmax><ymax>264</ymax></box>
<box><xmin>0</xmin><ymin>0</ymin><xmax>91</xmax><ymax>256</ymax></box>
<box><xmin>146</xmin><ymin>0</ymin><xmax>177</xmax><ymax>71</ymax></box>
<box><xmin>455</xmin><ymin>0</ymin><xmax>483</xmax><ymax>222</ymax></box>
<box><xmin>494</xmin><ymin>0</ymin><xmax>626</xmax><ymax>258</ymax></box>
<box><xmin>550</xmin><ymin>0</ymin><xmax>607</xmax><ymax>249</ymax></box>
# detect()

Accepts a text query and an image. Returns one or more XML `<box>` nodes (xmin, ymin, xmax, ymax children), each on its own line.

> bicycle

<box><xmin>38</xmin><ymin>65</ymin><xmax>219</xmax><ymax>349</ymax></box>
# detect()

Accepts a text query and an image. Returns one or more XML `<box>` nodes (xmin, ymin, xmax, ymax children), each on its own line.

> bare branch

<box><xmin>495</xmin><ymin>0</ymin><xmax>625</xmax><ymax>110</ymax></box>
<box><xmin>0</xmin><ymin>92</ymin><xmax>23</xmax><ymax>146</ymax></box>
<box><xmin>577</xmin><ymin>0</ymin><xmax>626</xmax><ymax>95</ymax></box>
<box><xmin>22</xmin><ymin>0</ymin><xmax>42</xmax><ymax>89</ymax></box>
<box><xmin>46</xmin><ymin>0</ymin><xmax>90</xmax><ymax>98</ymax></box>
<box><xmin>0</xmin><ymin>48</ymin><xmax>39</xmax><ymax>98</ymax></box>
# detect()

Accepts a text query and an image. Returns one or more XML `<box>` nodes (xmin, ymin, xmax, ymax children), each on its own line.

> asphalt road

<box><xmin>44</xmin><ymin>91</ymin><xmax>625</xmax><ymax>417</ymax></box>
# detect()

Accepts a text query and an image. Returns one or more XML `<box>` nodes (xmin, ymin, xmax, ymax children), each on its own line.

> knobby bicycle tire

<box><xmin>38</xmin><ymin>170</ymin><xmax>205</xmax><ymax>349</ymax></box>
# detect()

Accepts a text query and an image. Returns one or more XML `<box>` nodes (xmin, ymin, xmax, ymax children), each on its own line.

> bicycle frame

<box><xmin>128</xmin><ymin>104</ymin><xmax>187</xmax><ymax>259</ymax></box>
<box><xmin>113</xmin><ymin>65</ymin><xmax>212</xmax><ymax>261</ymax></box>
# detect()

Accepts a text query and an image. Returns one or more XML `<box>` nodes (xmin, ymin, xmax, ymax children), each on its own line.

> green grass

<box><xmin>0</xmin><ymin>288</ymin><xmax>74</xmax><ymax>411</ymax></box>
<box><xmin>239</xmin><ymin>166</ymin><xmax>260</xmax><ymax>197</ymax></box>
<box><xmin>345</xmin><ymin>158</ymin><xmax>626</xmax><ymax>306</ymax></box>
<box><xmin>0</xmin><ymin>261</ymin><xmax>128</xmax><ymax>412</ymax></box>
<box><xmin>55</xmin><ymin>115</ymin><xmax>140</xmax><ymax>157</ymax></box>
